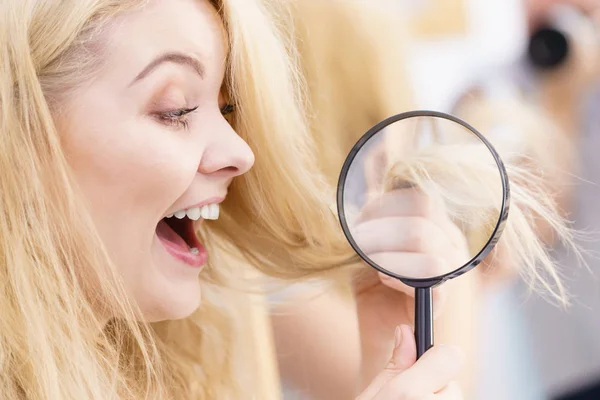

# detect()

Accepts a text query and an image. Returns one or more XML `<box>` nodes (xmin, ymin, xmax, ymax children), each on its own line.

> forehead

<box><xmin>103</xmin><ymin>0</ymin><xmax>227</xmax><ymax>80</ymax></box>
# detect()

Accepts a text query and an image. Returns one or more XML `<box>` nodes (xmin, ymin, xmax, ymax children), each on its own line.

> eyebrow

<box><xmin>130</xmin><ymin>52</ymin><xmax>206</xmax><ymax>86</ymax></box>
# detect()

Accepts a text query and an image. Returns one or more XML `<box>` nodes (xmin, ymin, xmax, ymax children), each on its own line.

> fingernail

<box><xmin>394</xmin><ymin>326</ymin><xmax>402</xmax><ymax>349</ymax></box>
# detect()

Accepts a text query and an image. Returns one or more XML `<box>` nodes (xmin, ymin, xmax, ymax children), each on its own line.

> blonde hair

<box><xmin>0</xmin><ymin>0</ymin><xmax>349</xmax><ymax>398</ymax></box>
<box><xmin>292</xmin><ymin>0</ymin><xmax>577</xmax><ymax>301</ymax></box>
<box><xmin>452</xmin><ymin>93</ymin><xmax>579</xmax><ymax>298</ymax></box>
<box><xmin>290</xmin><ymin>0</ymin><xmax>413</xmax><ymax>185</ymax></box>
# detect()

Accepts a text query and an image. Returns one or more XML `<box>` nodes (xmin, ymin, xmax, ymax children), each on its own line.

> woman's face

<box><xmin>58</xmin><ymin>0</ymin><xmax>254</xmax><ymax>322</ymax></box>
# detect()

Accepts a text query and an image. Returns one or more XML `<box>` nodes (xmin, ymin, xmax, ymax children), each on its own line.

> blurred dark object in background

<box><xmin>528</xmin><ymin>25</ymin><xmax>569</xmax><ymax>69</ymax></box>
<box><xmin>554</xmin><ymin>377</ymin><xmax>600</xmax><ymax>400</ymax></box>
<box><xmin>527</xmin><ymin>3</ymin><xmax>600</xmax><ymax>71</ymax></box>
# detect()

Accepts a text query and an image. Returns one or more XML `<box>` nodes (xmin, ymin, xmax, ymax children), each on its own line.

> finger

<box><xmin>351</xmin><ymin>217</ymin><xmax>450</xmax><ymax>256</ymax></box>
<box><xmin>435</xmin><ymin>381</ymin><xmax>463</xmax><ymax>398</ymax></box>
<box><xmin>355</xmin><ymin>189</ymin><xmax>446</xmax><ymax>225</ymax></box>
<box><xmin>369</xmin><ymin>252</ymin><xmax>451</xmax><ymax>281</ymax></box>
<box><xmin>439</xmin><ymin>216</ymin><xmax>470</xmax><ymax>254</ymax></box>
<box><xmin>393</xmin><ymin>345</ymin><xmax>464</xmax><ymax>394</ymax></box>
<box><xmin>379</xmin><ymin>271</ymin><xmax>447</xmax><ymax>312</ymax></box>
<box><xmin>354</xmin><ymin>191</ymin><xmax>469</xmax><ymax>253</ymax></box>
<box><xmin>357</xmin><ymin>325</ymin><xmax>416</xmax><ymax>399</ymax></box>
<box><xmin>364</xmin><ymin>139</ymin><xmax>388</xmax><ymax>193</ymax></box>
<box><xmin>377</xmin><ymin>270</ymin><xmax>414</xmax><ymax>297</ymax></box>
<box><xmin>386</xmin><ymin>325</ymin><xmax>417</xmax><ymax>372</ymax></box>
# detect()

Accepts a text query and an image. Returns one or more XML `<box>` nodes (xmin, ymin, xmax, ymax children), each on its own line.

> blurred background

<box><xmin>272</xmin><ymin>1</ymin><xmax>600</xmax><ymax>399</ymax></box>
<box><xmin>404</xmin><ymin>1</ymin><xmax>600</xmax><ymax>399</ymax></box>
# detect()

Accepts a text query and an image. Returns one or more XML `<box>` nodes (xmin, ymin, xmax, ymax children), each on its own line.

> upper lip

<box><xmin>165</xmin><ymin>196</ymin><xmax>225</xmax><ymax>218</ymax></box>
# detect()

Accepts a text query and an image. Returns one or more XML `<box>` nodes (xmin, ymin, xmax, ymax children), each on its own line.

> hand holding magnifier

<box><xmin>337</xmin><ymin>111</ymin><xmax>510</xmax><ymax>358</ymax></box>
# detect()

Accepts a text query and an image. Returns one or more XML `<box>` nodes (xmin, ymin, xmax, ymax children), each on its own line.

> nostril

<box><xmin>197</xmin><ymin>159</ymin><xmax>242</xmax><ymax>175</ymax></box>
<box><xmin>227</xmin><ymin>152</ymin><xmax>253</xmax><ymax>176</ymax></box>
<box><xmin>201</xmin><ymin>165</ymin><xmax>242</xmax><ymax>179</ymax></box>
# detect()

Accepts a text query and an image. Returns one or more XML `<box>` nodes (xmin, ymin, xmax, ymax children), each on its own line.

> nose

<box><xmin>197</xmin><ymin>120</ymin><xmax>255</xmax><ymax>178</ymax></box>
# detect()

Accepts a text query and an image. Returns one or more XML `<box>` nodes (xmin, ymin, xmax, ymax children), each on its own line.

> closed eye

<box><xmin>156</xmin><ymin>106</ymin><xmax>199</xmax><ymax>130</ymax></box>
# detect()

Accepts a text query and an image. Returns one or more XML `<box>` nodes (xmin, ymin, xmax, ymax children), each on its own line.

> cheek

<box><xmin>60</xmin><ymin>117</ymin><xmax>197</xmax><ymax>234</ymax></box>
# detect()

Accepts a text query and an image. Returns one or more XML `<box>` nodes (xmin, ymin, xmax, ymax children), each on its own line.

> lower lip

<box><xmin>159</xmin><ymin>238</ymin><xmax>208</xmax><ymax>268</ymax></box>
<box><xmin>155</xmin><ymin>220</ymin><xmax>208</xmax><ymax>268</ymax></box>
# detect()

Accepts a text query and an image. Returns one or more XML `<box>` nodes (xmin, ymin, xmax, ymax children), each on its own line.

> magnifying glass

<box><xmin>337</xmin><ymin>111</ymin><xmax>510</xmax><ymax>358</ymax></box>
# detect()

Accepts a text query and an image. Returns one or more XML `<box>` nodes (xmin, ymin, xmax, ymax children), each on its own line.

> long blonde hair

<box><xmin>291</xmin><ymin>0</ymin><xmax>413</xmax><ymax>184</ymax></box>
<box><xmin>291</xmin><ymin>0</ymin><xmax>577</xmax><ymax>301</ymax></box>
<box><xmin>0</xmin><ymin>0</ymin><xmax>349</xmax><ymax>398</ymax></box>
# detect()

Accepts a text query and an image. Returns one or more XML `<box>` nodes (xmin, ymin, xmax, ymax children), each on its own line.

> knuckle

<box><xmin>360</xmin><ymin>203</ymin><xmax>376</xmax><ymax>221</ymax></box>
<box><xmin>416</xmin><ymin>195</ymin><xmax>435</xmax><ymax>218</ymax></box>
<box><xmin>383</xmin><ymin>359</ymin><xmax>400</xmax><ymax>373</ymax></box>
<box><xmin>407</xmin><ymin>189</ymin><xmax>438</xmax><ymax>217</ymax></box>
<box><xmin>422</xmin><ymin>254</ymin><xmax>446</xmax><ymax>277</ymax></box>
<box><xmin>406</xmin><ymin>219</ymin><xmax>429</xmax><ymax>252</ymax></box>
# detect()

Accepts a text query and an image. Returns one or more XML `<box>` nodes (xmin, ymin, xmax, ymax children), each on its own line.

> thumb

<box><xmin>385</xmin><ymin>325</ymin><xmax>417</xmax><ymax>372</ymax></box>
<box><xmin>364</xmin><ymin>141</ymin><xmax>388</xmax><ymax>194</ymax></box>
<box><xmin>357</xmin><ymin>325</ymin><xmax>417</xmax><ymax>399</ymax></box>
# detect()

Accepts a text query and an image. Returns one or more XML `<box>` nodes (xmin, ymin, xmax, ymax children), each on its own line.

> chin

<box><xmin>141</xmin><ymin>282</ymin><xmax>202</xmax><ymax>323</ymax></box>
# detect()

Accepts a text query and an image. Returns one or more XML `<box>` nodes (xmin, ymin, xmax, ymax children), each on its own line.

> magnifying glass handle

<box><xmin>415</xmin><ymin>287</ymin><xmax>434</xmax><ymax>359</ymax></box>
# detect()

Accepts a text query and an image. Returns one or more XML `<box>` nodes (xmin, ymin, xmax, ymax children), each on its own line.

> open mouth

<box><xmin>155</xmin><ymin>204</ymin><xmax>219</xmax><ymax>268</ymax></box>
<box><xmin>156</xmin><ymin>216</ymin><xmax>202</xmax><ymax>252</ymax></box>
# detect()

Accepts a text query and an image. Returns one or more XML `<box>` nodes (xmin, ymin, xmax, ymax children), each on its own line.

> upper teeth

<box><xmin>166</xmin><ymin>204</ymin><xmax>220</xmax><ymax>221</ymax></box>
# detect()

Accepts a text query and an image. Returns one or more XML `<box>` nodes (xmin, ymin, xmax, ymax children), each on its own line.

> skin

<box><xmin>359</xmin><ymin>325</ymin><xmax>464</xmax><ymax>400</ymax></box>
<box><xmin>57</xmin><ymin>0</ymin><xmax>254</xmax><ymax>323</ymax></box>
<box><xmin>274</xmin><ymin>161</ymin><xmax>472</xmax><ymax>398</ymax></box>
<box><xmin>273</xmin><ymin>267</ymin><xmax>479</xmax><ymax>399</ymax></box>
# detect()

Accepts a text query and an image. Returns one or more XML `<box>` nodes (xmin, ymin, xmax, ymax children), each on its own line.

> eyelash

<box><xmin>157</xmin><ymin>104</ymin><xmax>235</xmax><ymax>129</ymax></box>
<box><xmin>220</xmin><ymin>104</ymin><xmax>235</xmax><ymax>115</ymax></box>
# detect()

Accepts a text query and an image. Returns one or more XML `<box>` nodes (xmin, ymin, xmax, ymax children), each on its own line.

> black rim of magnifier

<box><xmin>336</xmin><ymin>110</ymin><xmax>510</xmax><ymax>289</ymax></box>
